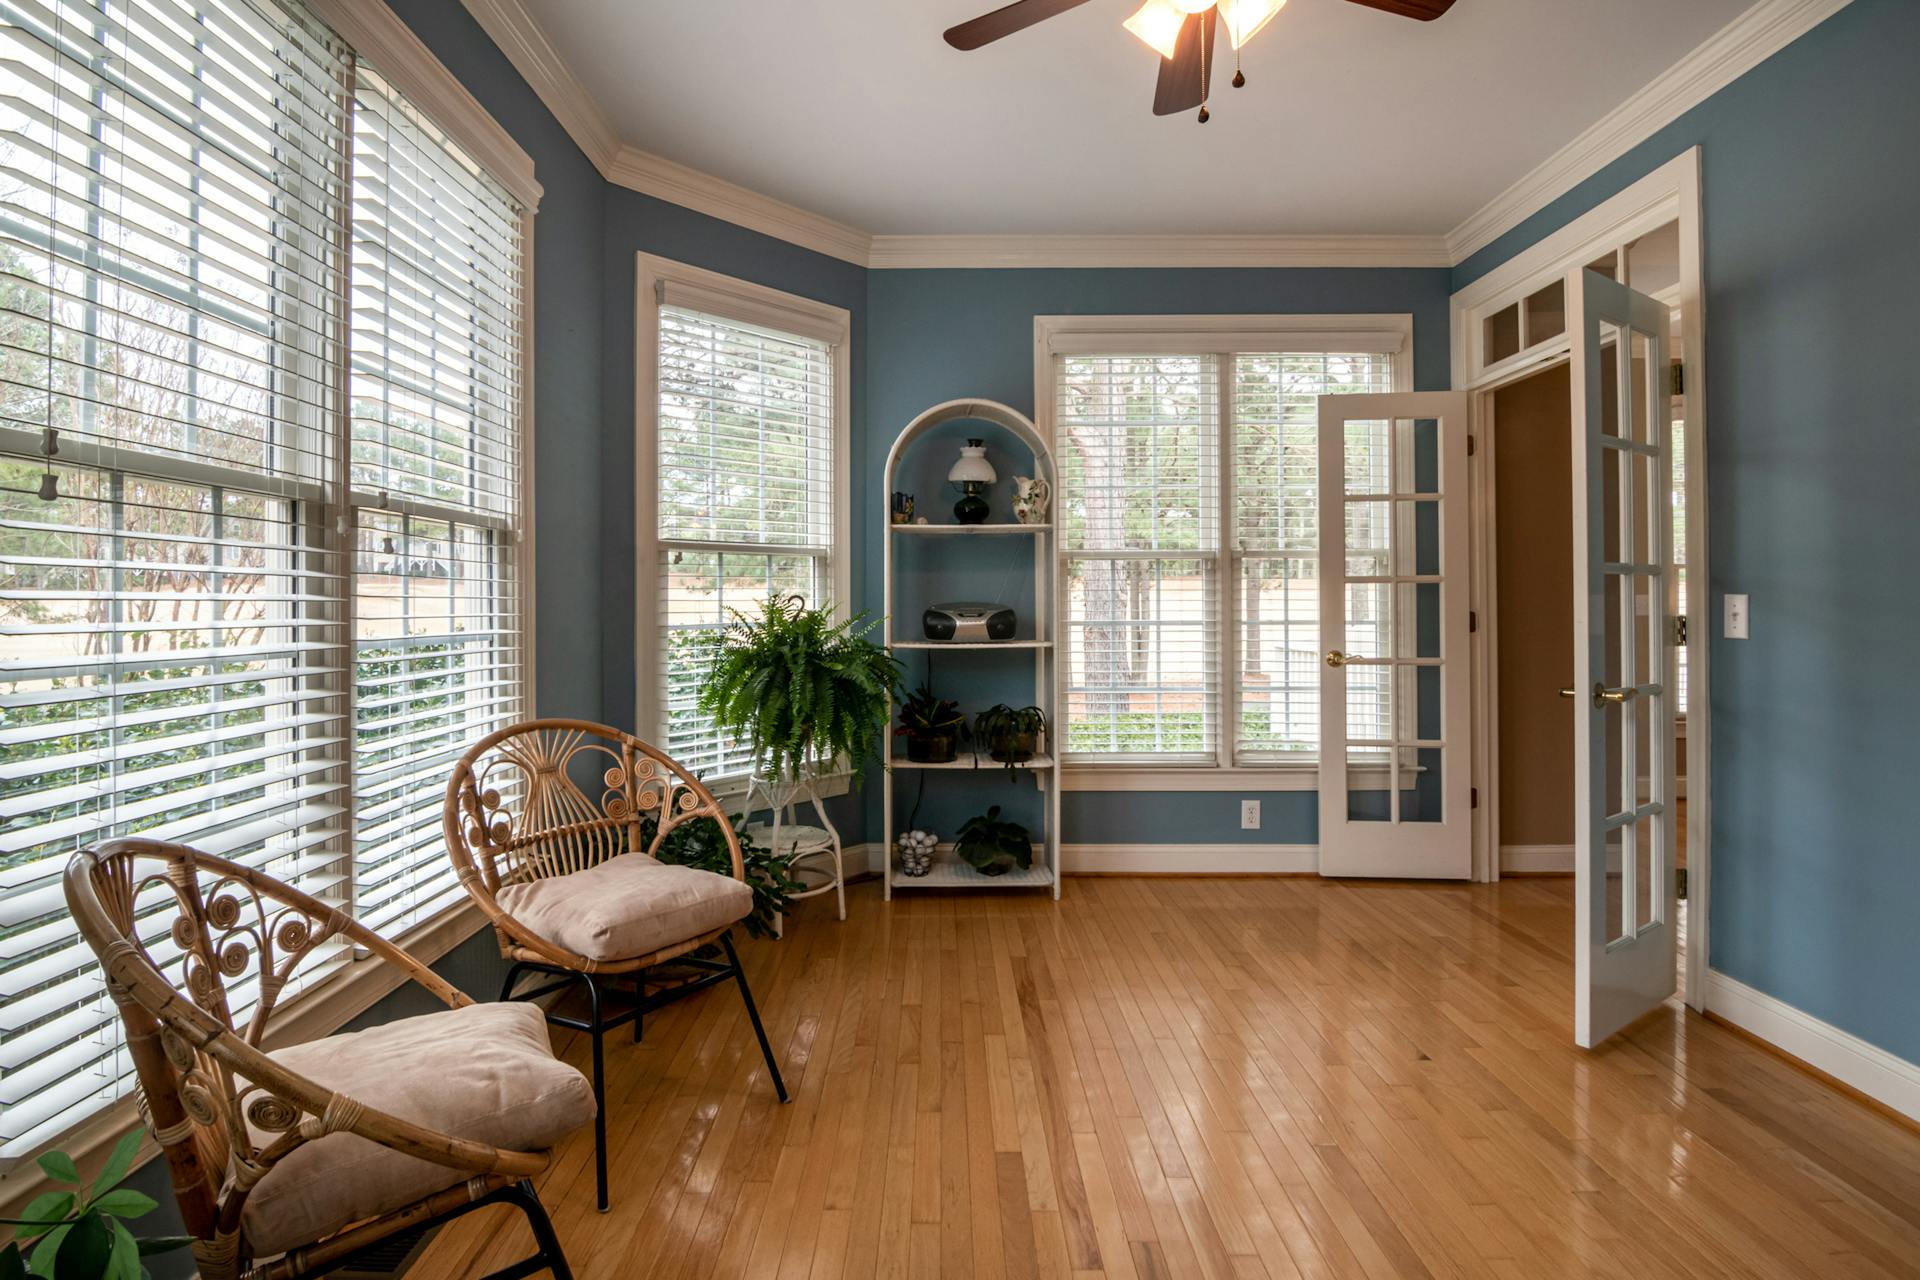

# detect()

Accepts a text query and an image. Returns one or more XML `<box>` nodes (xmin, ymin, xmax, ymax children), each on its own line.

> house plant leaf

<box><xmin>92</xmin><ymin>1131</ymin><xmax>143</xmax><ymax>1199</ymax></box>
<box><xmin>87</xmin><ymin>1191</ymin><xmax>156</xmax><ymax>1221</ymax></box>
<box><xmin>33</xmin><ymin>1153</ymin><xmax>79</xmax><ymax>1186</ymax></box>
<box><xmin>50</xmin><ymin>1214</ymin><xmax>111</xmax><ymax>1280</ymax></box>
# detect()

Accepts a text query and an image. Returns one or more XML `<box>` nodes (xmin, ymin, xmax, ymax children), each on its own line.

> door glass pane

<box><xmin>1634</xmin><ymin>813</ymin><xmax>1660</xmax><ymax>933</ymax></box>
<box><xmin>1605</xmin><ymin>819</ymin><xmax>1629</xmax><ymax>945</ymax></box>
<box><xmin>1627</xmin><ymin>330</ymin><xmax>1655</xmax><ymax>445</ymax></box>
<box><xmin>1345</xmin><ymin>419</ymin><xmax>1391</xmax><ymax>493</ymax></box>
<box><xmin>1597</xmin><ymin>327</ymin><xmax>1624</xmax><ymax>437</ymax></box>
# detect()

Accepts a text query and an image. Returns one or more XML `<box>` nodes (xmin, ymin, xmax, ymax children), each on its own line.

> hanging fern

<box><xmin>695</xmin><ymin>594</ymin><xmax>904</xmax><ymax>782</ymax></box>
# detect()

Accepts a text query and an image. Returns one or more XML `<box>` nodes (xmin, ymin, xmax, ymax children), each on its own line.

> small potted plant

<box><xmin>953</xmin><ymin>805</ymin><xmax>1034</xmax><ymax>877</ymax></box>
<box><xmin>2</xmin><ymin>1129</ymin><xmax>192</xmax><ymax>1279</ymax></box>
<box><xmin>895</xmin><ymin>685</ymin><xmax>966</xmax><ymax>763</ymax></box>
<box><xmin>972</xmin><ymin>703</ymin><xmax>1047</xmax><ymax>779</ymax></box>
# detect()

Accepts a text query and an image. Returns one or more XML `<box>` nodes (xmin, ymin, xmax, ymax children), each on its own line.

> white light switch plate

<box><xmin>1240</xmin><ymin>799</ymin><xmax>1261</xmax><ymax>830</ymax></box>
<box><xmin>1724</xmin><ymin>593</ymin><xmax>1750</xmax><ymax>639</ymax></box>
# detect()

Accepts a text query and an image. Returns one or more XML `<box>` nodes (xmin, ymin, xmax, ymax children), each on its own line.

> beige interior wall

<box><xmin>1494</xmin><ymin>363</ymin><xmax>1575</xmax><ymax>849</ymax></box>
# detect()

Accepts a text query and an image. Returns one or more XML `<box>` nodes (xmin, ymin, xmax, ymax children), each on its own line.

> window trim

<box><xmin>0</xmin><ymin>0</ymin><xmax>537</xmax><ymax>1183</ymax></box>
<box><xmin>633</xmin><ymin>253</ymin><xmax>852</xmax><ymax>790</ymax></box>
<box><xmin>1034</xmin><ymin>313</ymin><xmax>1413</xmax><ymax>790</ymax></box>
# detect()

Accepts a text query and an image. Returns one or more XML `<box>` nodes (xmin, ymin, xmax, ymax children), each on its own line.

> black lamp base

<box><xmin>953</xmin><ymin>492</ymin><xmax>989</xmax><ymax>524</ymax></box>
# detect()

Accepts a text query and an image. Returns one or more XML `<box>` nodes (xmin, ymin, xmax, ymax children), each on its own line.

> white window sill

<box><xmin>1061</xmin><ymin>763</ymin><xmax>1429</xmax><ymax>792</ymax></box>
<box><xmin>0</xmin><ymin>899</ymin><xmax>490</xmax><ymax>1205</ymax></box>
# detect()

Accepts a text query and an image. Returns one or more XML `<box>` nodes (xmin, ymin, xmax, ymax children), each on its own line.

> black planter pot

<box><xmin>905</xmin><ymin>732</ymin><xmax>959</xmax><ymax>764</ymax></box>
<box><xmin>984</xmin><ymin>731</ymin><xmax>1037</xmax><ymax>764</ymax></box>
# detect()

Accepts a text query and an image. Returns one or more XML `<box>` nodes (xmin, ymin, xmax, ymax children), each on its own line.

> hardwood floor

<box><xmin>408</xmin><ymin>876</ymin><xmax>1920</xmax><ymax>1279</ymax></box>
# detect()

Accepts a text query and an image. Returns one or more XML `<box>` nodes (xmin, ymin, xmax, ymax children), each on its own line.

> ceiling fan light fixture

<box><xmin>1218</xmin><ymin>0</ymin><xmax>1286</xmax><ymax>48</ymax></box>
<box><xmin>1168</xmin><ymin>0</ymin><xmax>1215</xmax><ymax>11</ymax></box>
<box><xmin>1123</xmin><ymin>0</ymin><xmax>1186</xmax><ymax>59</ymax></box>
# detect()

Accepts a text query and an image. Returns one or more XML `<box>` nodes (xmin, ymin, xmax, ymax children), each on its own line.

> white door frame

<box><xmin>1450</xmin><ymin>148</ymin><xmax>1711</xmax><ymax>1012</ymax></box>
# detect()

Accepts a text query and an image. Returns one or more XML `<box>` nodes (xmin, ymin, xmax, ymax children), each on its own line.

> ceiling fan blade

<box><xmin>1152</xmin><ymin>7</ymin><xmax>1217</xmax><ymax>116</ymax></box>
<box><xmin>943</xmin><ymin>0</ymin><xmax>1095</xmax><ymax>50</ymax></box>
<box><xmin>1342</xmin><ymin>0</ymin><xmax>1458</xmax><ymax>20</ymax></box>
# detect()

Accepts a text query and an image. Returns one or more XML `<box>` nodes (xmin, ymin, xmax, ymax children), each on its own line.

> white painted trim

<box><xmin>457</xmin><ymin>0</ymin><xmax>622</xmax><ymax>170</ymax></box>
<box><xmin>1705</xmin><ymin>970</ymin><xmax>1920</xmax><ymax>1125</ymax></box>
<box><xmin>310</xmin><ymin>0</ymin><xmax>541</xmax><ymax>210</ymax></box>
<box><xmin>1501</xmin><ymin>844</ymin><xmax>1574</xmax><ymax>874</ymax></box>
<box><xmin>632</xmin><ymin>253</ymin><xmax>854</xmax><ymax>757</ymax></box>
<box><xmin>605</xmin><ymin>148</ymin><xmax>873</xmax><ymax>267</ymax></box>
<box><xmin>1064</xmin><ymin>843</ymin><xmax>1319</xmax><ymax>874</ymax></box>
<box><xmin>1444</xmin><ymin>0</ymin><xmax>1852</xmax><ymax>263</ymax></box>
<box><xmin>867</xmin><ymin>234</ymin><xmax>1451</xmax><ymax>270</ymax></box>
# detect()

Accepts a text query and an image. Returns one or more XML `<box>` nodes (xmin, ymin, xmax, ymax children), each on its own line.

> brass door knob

<box><xmin>1558</xmin><ymin>686</ymin><xmax>1577</xmax><ymax>699</ymax></box>
<box><xmin>1325</xmin><ymin>650</ymin><xmax>1351</xmax><ymax>667</ymax></box>
<box><xmin>1560</xmin><ymin>683</ymin><xmax>1635</xmax><ymax>705</ymax></box>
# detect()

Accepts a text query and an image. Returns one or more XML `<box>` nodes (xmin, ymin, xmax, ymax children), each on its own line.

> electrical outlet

<box><xmin>1240</xmin><ymin>799</ymin><xmax>1261</xmax><ymax>830</ymax></box>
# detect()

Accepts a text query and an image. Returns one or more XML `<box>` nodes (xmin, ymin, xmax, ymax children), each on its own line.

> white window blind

<box><xmin>1055</xmin><ymin>341</ymin><xmax>1399</xmax><ymax>767</ymax></box>
<box><xmin>1059</xmin><ymin>355</ymin><xmax>1221</xmax><ymax>761</ymax></box>
<box><xmin>654</xmin><ymin>304</ymin><xmax>833</xmax><ymax>778</ymax></box>
<box><xmin>0</xmin><ymin>0</ymin><xmax>354</xmax><ymax>1158</ymax></box>
<box><xmin>1233</xmin><ymin>352</ymin><xmax>1394</xmax><ymax>759</ymax></box>
<box><xmin>348</xmin><ymin>61</ymin><xmax>524</xmax><ymax>936</ymax></box>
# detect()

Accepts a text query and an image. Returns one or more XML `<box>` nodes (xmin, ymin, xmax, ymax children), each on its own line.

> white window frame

<box><xmin>0</xmin><ymin>0</ymin><xmax>538</xmax><ymax>1187</ymax></box>
<box><xmin>1034</xmin><ymin>314</ymin><xmax>1413</xmax><ymax>793</ymax></box>
<box><xmin>632</xmin><ymin>254</ymin><xmax>851</xmax><ymax>795</ymax></box>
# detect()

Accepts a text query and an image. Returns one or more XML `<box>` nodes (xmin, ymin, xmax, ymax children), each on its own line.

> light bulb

<box><xmin>1123</xmin><ymin>0</ymin><xmax>1185</xmax><ymax>59</ymax></box>
<box><xmin>1218</xmin><ymin>0</ymin><xmax>1285</xmax><ymax>48</ymax></box>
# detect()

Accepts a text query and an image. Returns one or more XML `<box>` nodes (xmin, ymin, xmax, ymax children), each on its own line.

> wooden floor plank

<box><xmin>406</xmin><ymin>877</ymin><xmax>1920</xmax><ymax>1279</ymax></box>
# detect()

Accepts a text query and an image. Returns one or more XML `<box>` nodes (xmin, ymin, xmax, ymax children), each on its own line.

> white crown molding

<box><xmin>458</xmin><ymin>0</ymin><xmax>622</xmax><ymax>170</ymax></box>
<box><xmin>460</xmin><ymin>0</ymin><xmax>1851</xmax><ymax>271</ymax></box>
<box><xmin>1705</xmin><ymin>970</ymin><xmax>1920</xmax><ymax>1124</ymax></box>
<box><xmin>1444</xmin><ymin>0</ymin><xmax>1854</xmax><ymax>264</ymax></box>
<box><xmin>866</xmin><ymin>234</ymin><xmax>1452</xmax><ymax>270</ymax></box>
<box><xmin>604</xmin><ymin>146</ymin><xmax>874</xmax><ymax>266</ymax></box>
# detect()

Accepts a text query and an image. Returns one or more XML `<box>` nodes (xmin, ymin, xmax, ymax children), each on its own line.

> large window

<box><xmin>0</xmin><ymin>0</ymin><xmax>530</xmax><ymax>1158</ymax></box>
<box><xmin>1046</xmin><ymin>319</ymin><xmax>1404</xmax><ymax>773</ymax></box>
<box><xmin>640</xmin><ymin>259</ymin><xmax>848</xmax><ymax>782</ymax></box>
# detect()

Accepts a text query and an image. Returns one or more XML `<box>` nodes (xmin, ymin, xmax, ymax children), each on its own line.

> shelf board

<box><xmin>890</xmin><ymin>522</ymin><xmax>1051</xmax><ymax>535</ymax></box>
<box><xmin>891</xmin><ymin>861</ymin><xmax>1056</xmax><ymax>889</ymax></box>
<box><xmin>890</xmin><ymin>640</ymin><xmax>1052</xmax><ymax>650</ymax></box>
<box><xmin>891</xmin><ymin>750</ymin><xmax>1055</xmax><ymax>771</ymax></box>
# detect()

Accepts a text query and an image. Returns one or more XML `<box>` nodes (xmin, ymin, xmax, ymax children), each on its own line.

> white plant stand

<box><xmin>743</xmin><ymin>771</ymin><xmax>845</xmax><ymax>922</ymax></box>
<box><xmin>883</xmin><ymin>399</ymin><xmax>1061</xmax><ymax>900</ymax></box>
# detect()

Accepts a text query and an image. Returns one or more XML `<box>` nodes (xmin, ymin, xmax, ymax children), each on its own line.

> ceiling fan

<box><xmin>943</xmin><ymin>0</ymin><xmax>1457</xmax><ymax>122</ymax></box>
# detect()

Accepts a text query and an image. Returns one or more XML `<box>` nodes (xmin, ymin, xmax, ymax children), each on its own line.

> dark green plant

<box><xmin>894</xmin><ymin>685</ymin><xmax>965</xmax><ymax>763</ymax></box>
<box><xmin>695</xmin><ymin>595</ymin><xmax>904</xmax><ymax>783</ymax></box>
<box><xmin>972</xmin><ymin>704</ymin><xmax>1047</xmax><ymax>780</ymax></box>
<box><xmin>640</xmin><ymin>809</ymin><xmax>803</xmax><ymax>939</ymax></box>
<box><xmin>952</xmin><ymin>805</ymin><xmax>1034</xmax><ymax>877</ymax></box>
<box><xmin>1</xmin><ymin>1131</ymin><xmax>192</xmax><ymax>1280</ymax></box>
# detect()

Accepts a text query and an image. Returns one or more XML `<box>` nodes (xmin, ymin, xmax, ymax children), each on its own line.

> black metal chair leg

<box><xmin>582</xmin><ymin>974</ymin><xmax>610</xmax><ymax>1213</ymax></box>
<box><xmin>495</xmin><ymin>1179</ymin><xmax>573</xmax><ymax>1280</ymax></box>
<box><xmin>497</xmin><ymin>960</ymin><xmax>529</xmax><ymax>1004</ymax></box>
<box><xmin>720</xmin><ymin>932</ymin><xmax>789</xmax><ymax>1103</ymax></box>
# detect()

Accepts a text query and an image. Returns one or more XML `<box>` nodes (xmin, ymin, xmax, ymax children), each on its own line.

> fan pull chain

<box><xmin>1197</xmin><ymin>12</ymin><xmax>1211</xmax><ymax>122</ymax></box>
<box><xmin>1233</xmin><ymin>37</ymin><xmax>1246</xmax><ymax>89</ymax></box>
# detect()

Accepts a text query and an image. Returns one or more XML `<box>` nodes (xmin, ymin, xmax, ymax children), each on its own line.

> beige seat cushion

<box><xmin>242</xmin><ymin>1001</ymin><xmax>593</xmax><ymax>1256</ymax></box>
<box><xmin>497</xmin><ymin>852</ymin><xmax>751</xmax><ymax>962</ymax></box>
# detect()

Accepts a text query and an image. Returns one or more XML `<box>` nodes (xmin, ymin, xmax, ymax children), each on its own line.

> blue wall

<box><xmin>1456</xmin><ymin>0</ymin><xmax>1920</xmax><ymax>1064</ymax></box>
<box><xmin>865</xmin><ymin>268</ymin><xmax>1453</xmax><ymax>845</ymax></box>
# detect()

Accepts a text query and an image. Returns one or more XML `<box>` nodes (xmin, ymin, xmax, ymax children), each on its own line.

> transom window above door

<box><xmin>1037</xmin><ymin>315</ymin><xmax>1410</xmax><ymax>784</ymax></box>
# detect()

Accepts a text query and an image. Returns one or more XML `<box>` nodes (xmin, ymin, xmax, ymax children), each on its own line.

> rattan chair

<box><xmin>63</xmin><ymin>839</ymin><xmax>591</xmax><ymax>1280</ymax></box>
<box><xmin>443</xmin><ymin>719</ymin><xmax>790</xmax><ymax>1212</ymax></box>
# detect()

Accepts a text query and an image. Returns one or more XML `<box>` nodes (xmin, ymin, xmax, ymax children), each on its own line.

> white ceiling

<box><xmin>521</xmin><ymin>0</ymin><xmax>1755</xmax><ymax>237</ymax></box>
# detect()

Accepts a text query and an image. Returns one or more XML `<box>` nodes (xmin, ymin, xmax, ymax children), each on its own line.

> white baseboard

<box><xmin>1063</xmin><ymin>843</ymin><xmax>1318</xmax><ymax>874</ymax></box>
<box><xmin>1502</xmin><ymin>844</ymin><xmax>1575</xmax><ymax>873</ymax></box>
<box><xmin>851</xmin><ymin>841</ymin><xmax>1318</xmax><ymax>876</ymax></box>
<box><xmin>1704</xmin><ymin>970</ymin><xmax>1920</xmax><ymax>1124</ymax></box>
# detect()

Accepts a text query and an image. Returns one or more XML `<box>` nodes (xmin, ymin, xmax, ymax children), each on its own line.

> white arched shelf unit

<box><xmin>882</xmin><ymin>399</ymin><xmax>1061</xmax><ymax>899</ymax></box>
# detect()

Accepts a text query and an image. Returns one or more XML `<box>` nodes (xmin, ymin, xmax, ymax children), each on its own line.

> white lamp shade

<box><xmin>1123</xmin><ymin>0</ymin><xmax>1185</xmax><ymax>59</ymax></box>
<box><xmin>1219</xmin><ymin>0</ymin><xmax>1286</xmax><ymax>48</ymax></box>
<box><xmin>948</xmin><ymin>441</ymin><xmax>997</xmax><ymax>485</ymax></box>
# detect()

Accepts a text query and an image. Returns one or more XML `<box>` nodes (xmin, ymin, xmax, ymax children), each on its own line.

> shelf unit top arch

<box><xmin>884</xmin><ymin>399</ymin><xmax>1056</xmax><ymax>484</ymax></box>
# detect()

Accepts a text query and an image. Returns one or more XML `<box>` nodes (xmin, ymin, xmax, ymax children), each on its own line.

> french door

<box><xmin>1316</xmin><ymin>392</ymin><xmax>1472</xmax><ymax>878</ymax></box>
<box><xmin>1569</xmin><ymin>268</ymin><xmax>1678</xmax><ymax>1046</ymax></box>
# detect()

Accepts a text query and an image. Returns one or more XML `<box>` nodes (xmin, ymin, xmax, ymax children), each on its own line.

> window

<box><xmin>0</xmin><ymin>0</ymin><xmax>531</xmax><ymax>1158</ymax></box>
<box><xmin>1044</xmin><ymin>318</ymin><xmax>1405</xmax><ymax>774</ymax></box>
<box><xmin>639</xmin><ymin>258</ymin><xmax>849</xmax><ymax>782</ymax></box>
<box><xmin>347</xmin><ymin>62</ymin><xmax>525</xmax><ymax>936</ymax></box>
